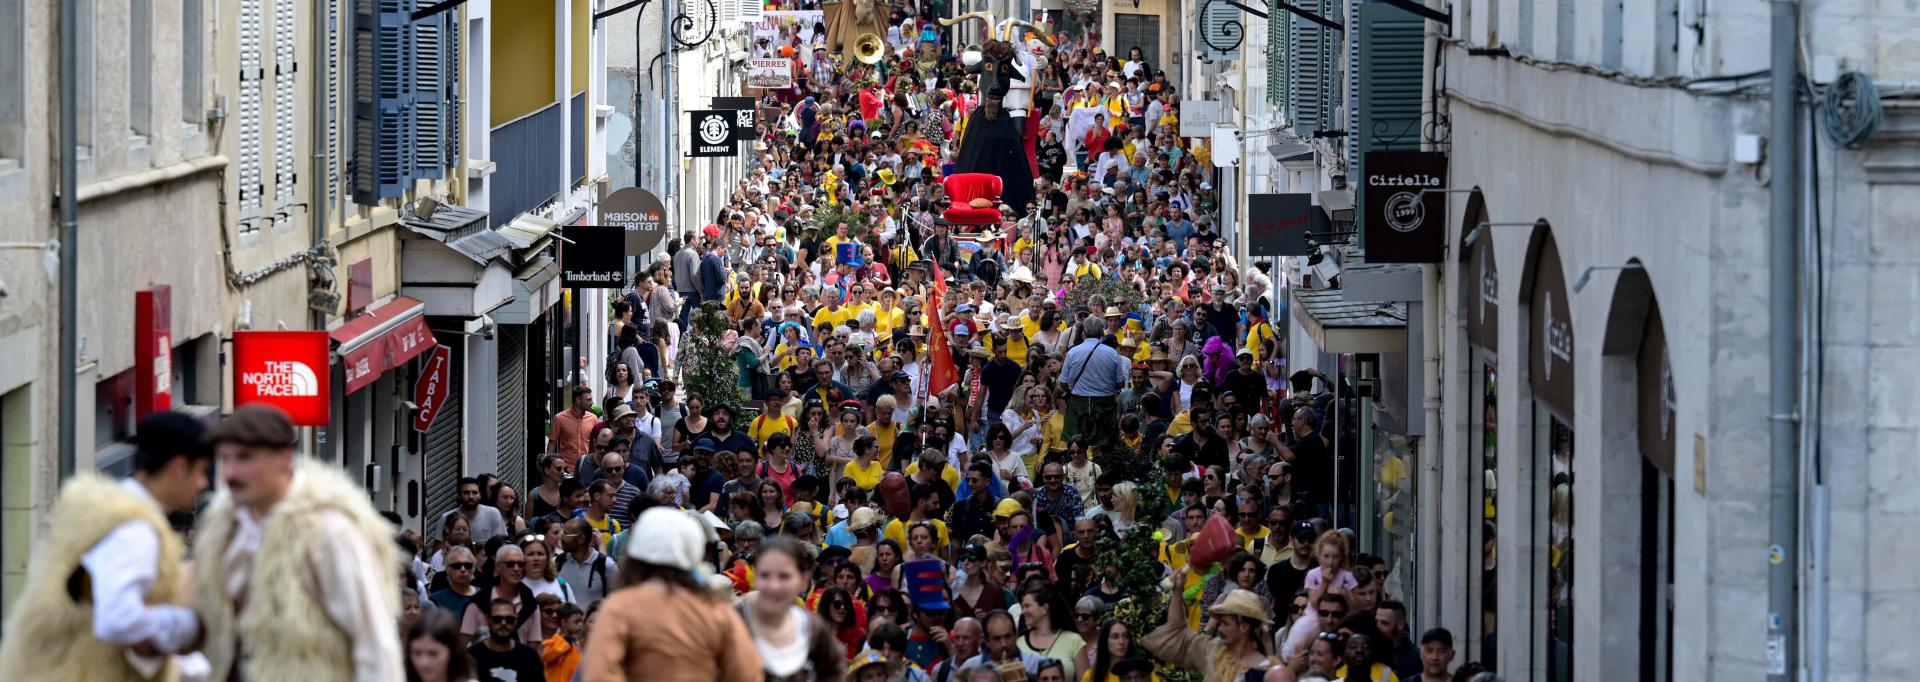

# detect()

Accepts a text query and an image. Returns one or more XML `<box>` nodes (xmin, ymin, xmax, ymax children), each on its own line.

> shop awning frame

<box><xmin>1290</xmin><ymin>287</ymin><xmax>1409</xmax><ymax>354</ymax></box>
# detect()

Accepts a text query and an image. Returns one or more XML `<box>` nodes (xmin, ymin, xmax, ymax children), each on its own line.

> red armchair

<box><xmin>942</xmin><ymin>173</ymin><xmax>1004</xmax><ymax>227</ymax></box>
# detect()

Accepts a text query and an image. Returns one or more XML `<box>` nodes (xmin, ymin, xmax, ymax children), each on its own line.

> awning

<box><xmin>1290</xmin><ymin>287</ymin><xmax>1408</xmax><ymax>354</ymax></box>
<box><xmin>492</xmin><ymin>255</ymin><xmax>562</xmax><ymax>325</ymax></box>
<box><xmin>332</xmin><ymin>296</ymin><xmax>436</xmax><ymax>393</ymax></box>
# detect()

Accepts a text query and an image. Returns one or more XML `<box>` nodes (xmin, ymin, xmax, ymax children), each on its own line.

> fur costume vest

<box><xmin>194</xmin><ymin>459</ymin><xmax>398</xmax><ymax>682</ymax></box>
<box><xmin>0</xmin><ymin>473</ymin><xmax>184</xmax><ymax>682</ymax></box>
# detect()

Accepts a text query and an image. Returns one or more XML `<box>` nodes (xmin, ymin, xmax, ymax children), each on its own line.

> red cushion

<box><xmin>943</xmin><ymin>173</ymin><xmax>1003</xmax><ymax>202</ymax></box>
<box><xmin>944</xmin><ymin>207</ymin><xmax>1004</xmax><ymax>225</ymax></box>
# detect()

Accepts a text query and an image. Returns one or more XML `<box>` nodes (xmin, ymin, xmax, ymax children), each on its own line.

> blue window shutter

<box><xmin>444</xmin><ymin>12</ymin><xmax>460</xmax><ymax>174</ymax></box>
<box><xmin>352</xmin><ymin>0</ymin><xmax>413</xmax><ymax>205</ymax></box>
<box><xmin>1358</xmin><ymin>2</ymin><xmax>1423</xmax><ymax>152</ymax></box>
<box><xmin>413</xmin><ymin>9</ymin><xmax>445</xmax><ymax>178</ymax></box>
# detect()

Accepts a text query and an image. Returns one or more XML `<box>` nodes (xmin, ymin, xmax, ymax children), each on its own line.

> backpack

<box><xmin>556</xmin><ymin>551</ymin><xmax>611</xmax><ymax>594</ymax></box>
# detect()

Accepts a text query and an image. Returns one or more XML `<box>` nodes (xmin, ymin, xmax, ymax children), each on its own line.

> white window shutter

<box><xmin>738</xmin><ymin>0</ymin><xmax>763</xmax><ymax>24</ymax></box>
<box><xmin>273</xmin><ymin>0</ymin><xmax>298</xmax><ymax>207</ymax></box>
<box><xmin>238</xmin><ymin>0</ymin><xmax>264</xmax><ymax>222</ymax></box>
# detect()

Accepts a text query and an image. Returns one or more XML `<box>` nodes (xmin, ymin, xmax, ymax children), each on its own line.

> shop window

<box><xmin>1544</xmin><ymin>416</ymin><xmax>1574</xmax><ymax>682</ymax></box>
<box><xmin>1471</xmin><ymin>362</ymin><xmax>1498</xmax><ymax>665</ymax></box>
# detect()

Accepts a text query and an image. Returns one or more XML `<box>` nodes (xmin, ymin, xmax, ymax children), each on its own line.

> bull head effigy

<box><xmin>941</xmin><ymin>13</ymin><xmax>1055</xmax><ymax>122</ymax></box>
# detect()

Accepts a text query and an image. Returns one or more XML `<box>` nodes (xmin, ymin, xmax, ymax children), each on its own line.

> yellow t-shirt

<box><xmin>775</xmin><ymin>342</ymin><xmax>808</xmax><ymax>371</ymax></box>
<box><xmin>883</xmin><ymin>517</ymin><xmax>952</xmax><ymax>550</ymax></box>
<box><xmin>583</xmin><ymin>514</ymin><xmax>623</xmax><ymax>550</ymax></box>
<box><xmin>813</xmin><ymin>305</ymin><xmax>851</xmax><ymax>331</ymax></box>
<box><xmin>844</xmin><ymin>458</ymin><xmax>886</xmax><ymax>491</ymax></box>
<box><xmin>985</xmin><ymin>334</ymin><xmax>1030</xmax><ymax>367</ymax></box>
<box><xmin>904</xmin><ymin>461</ymin><xmax>962</xmax><ymax>491</ymax></box>
<box><xmin>1245</xmin><ymin>321</ymin><xmax>1276</xmax><ymax>362</ymax></box>
<box><xmin>1165</xmin><ymin>410</ymin><xmax>1196</xmax><ymax>438</ymax></box>
<box><xmin>867</xmin><ymin>421</ymin><xmax>904</xmax><ymax>469</ymax></box>
<box><xmin>749</xmin><ymin>413</ymin><xmax>796</xmax><ymax>448</ymax></box>
<box><xmin>1235</xmin><ymin>526</ymin><xmax>1271</xmax><ymax>553</ymax></box>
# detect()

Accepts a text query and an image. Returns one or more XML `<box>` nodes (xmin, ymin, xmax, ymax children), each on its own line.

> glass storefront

<box><xmin>1545</xmin><ymin>416</ymin><xmax>1574</xmax><ymax>682</ymax></box>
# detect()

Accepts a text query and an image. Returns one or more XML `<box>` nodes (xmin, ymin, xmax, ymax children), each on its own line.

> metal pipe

<box><xmin>1799</xmin><ymin>95</ymin><xmax>1827</xmax><ymax>682</ymax></box>
<box><xmin>1766</xmin><ymin>0</ymin><xmax>1801</xmax><ymax>676</ymax></box>
<box><xmin>664</xmin><ymin>0</ymin><xmax>676</xmax><ymax>237</ymax></box>
<box><xmin>1358</xmin><ymin>358</ymin><xmax>1376</xmax><ymax>552</ymax></box>
<box><xmin>1418</xmin><ymin>264</ymin><xmax>1442</xmax><ymax>631</ymax></box>
<box><xmin>312</xmin><ymin>0</ymin><xmax>330</xmax><ymax>336</ymax></box>
<box><xmin>58</xmin><ymin>0</ymin><xmax>79</xmax><ymax>479</ymax></box>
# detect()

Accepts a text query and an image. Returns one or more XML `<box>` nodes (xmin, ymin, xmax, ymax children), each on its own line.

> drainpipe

<box><xmin>1765</xmin><ymin>0</ymin><xmax>1800</xmax><ymax>677</ymax></box>
<box><xmin>58</xmin><ymin>0</ymin><xmax>79</xmax><ymax>479</ymax></box>
<box><xmin>664</xmin><ymin>4</ymin><xmax>677</xmax><ymax>236</ymax></box>
<box><xmin>1418</xmin><ymin>264</ymin><xmax>1442</xmax><ymax>629</ymax></box>
<box><xmin>312</xmin><ymin>0</ymin><xmax>330</xmax><ymax>334</ymax></box>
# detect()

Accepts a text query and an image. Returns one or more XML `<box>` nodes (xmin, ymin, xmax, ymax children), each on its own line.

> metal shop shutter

<box><xmin>423</xmin><ymin>341</ymin><xmax>465</xmax><ymax>535</ymax></box>
<box><xmin>497</xmin><ymin>325</ymin><xmax>531</xmax><ymax>496</ymax></box>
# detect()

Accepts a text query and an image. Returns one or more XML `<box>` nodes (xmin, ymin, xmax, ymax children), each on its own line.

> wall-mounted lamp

<box><xmin>1461</xmin><ymin>219</ymin><xmax>1545</xmax><ymax>250</ymax></box>
<box><xmin>1571</xmin><ymin>263</ymin><xmax>1646</xmax><ymax>293</ymax></box>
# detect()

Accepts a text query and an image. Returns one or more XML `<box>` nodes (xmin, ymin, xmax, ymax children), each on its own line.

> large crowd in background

<box><xmin>376</xmin><ymin>3</ymin><xmax>1495</xmax><ymax>681</ymax></box>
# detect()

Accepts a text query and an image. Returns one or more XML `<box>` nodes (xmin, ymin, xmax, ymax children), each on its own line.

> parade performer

<box><xmin>0</xmin><ymin>412</ymin><xmax>211</xmax><ymax>681</ymax></box>
<box><xmin>193</xmin><ymin>404</ymin><xmax>404</xmax><ymax>680</ymax></box>
<box><xmin>941</xmin><ymin>12</ymin><xmax>1055</xmax><ymax>213</ymax></box>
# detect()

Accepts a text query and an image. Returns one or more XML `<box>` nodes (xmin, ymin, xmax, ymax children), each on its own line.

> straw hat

<box><xmin>1208</xmin><ymin>590</ymin><xmax>1272</xmax><ymax>624</ymax></box>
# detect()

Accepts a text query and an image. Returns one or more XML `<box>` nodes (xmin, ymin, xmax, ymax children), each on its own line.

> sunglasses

<box><xmin>447</xmin><ymin>562</ymin><xmax>475</xmax><ymax>571</ymax></box>
<box><xmin>491</xmin><ymin>615</ymin><xmax>518</xmax><ymax>624</ymax></box>
<box><xmin>1319</xmin><ymin>609</ymin><xmax>1346</xmax><ymax>619</ymax></box>
<box><xmin>1075</xmin><ymin>612</ymin><xmax>1098</xmax><ymax>619</ymax></box>
<box><xmin>500</xmin><ymin>560</ymin><xmax>526</xmax><ymax>568</ymax></box>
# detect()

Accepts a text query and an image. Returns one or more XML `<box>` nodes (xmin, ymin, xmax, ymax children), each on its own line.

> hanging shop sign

<box><xmin>1637</xmin><ymin>298</ymin><xmax>1676</xmax><ymax>475</ymax></box>
<box><xmin>413</xmin><ymin>344</ymin><xmax>453</xmax><ymax>432</ymax></box>
<box><xmin>601</xmin><ymin>186</ymin><xmax>668</xmax><ymax>255</ymax></box>
<box><xmin>233</xmin><ymin>331</ymin><xmax>331</xmax><ymax>426</ymax></box>
<box><xmin>1361</xmin><ymin>150</ymin><xmax>1448</xmax><ymax>263</ymax></box>
<box><xmin>1528</xmin><ymin>237</ymin><xmax>1575</xmax><ymax>419</ymax></box>
<box><xmin>134</xmin><ymin>285</ymin><xmax>173</xmax><ymax>419</ymax></box>
<box><xmin>713</xmin><ymin>97</ymin><xmax>761</xmax><ymax>142</ymax></box>
<box><xmin>1248</xmin><ymin>193</ymin><xmax>1316</xmax><ymax>257</ymax></box>
<box><xmin>689</xmin><ymin>110</ymin><xmax>739</xmax><ymax>157</ymax></box>
<box><xmin>560</xmin><ymin>224</ymin><xmax>627</xmax><ymax>287</ymax></box>
<box><xmin>1465</xmin><ymin>227</ymin><xmax>1498</xmax><ymax>351</ymax></box>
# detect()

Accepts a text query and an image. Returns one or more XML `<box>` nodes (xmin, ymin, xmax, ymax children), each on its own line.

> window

<box><xmin>1542</xmin><ymin>415</ymin><xmax>1574</xmax><ymax>682</ymax></box>
<box><xmin>0</xmin><ymin>0</ymin><xmax>21</xmax><ymax>162</ymax></box>
<box><xmin>237</xmin><ymin>0</ymin><xmax>264</xmax><ymax>223</ymax></box>
<box><xmin>130</xmin><ymin>0</ymin><xmax>152</xmax><ymax>141</ymax></box>
<box><xmin>1112</xmin><ymin>14</ymin><xmax>1160</xmax><ymax>73</ymax></box>
<box><xmin>183</xmin><ymin>0</ymin><xmax>204</xmax><ymax>124</ymax></box>
<box><xmin>273</xmin><ymin>0</ymin><xmax>297</xmax><ymax>207</ymax></box>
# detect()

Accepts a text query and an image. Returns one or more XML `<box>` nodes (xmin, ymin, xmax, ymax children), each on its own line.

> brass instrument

<box><xmin>853</xmin><ymin>32</ymin><xmax>886</xmax><ymax>64</ymax></box>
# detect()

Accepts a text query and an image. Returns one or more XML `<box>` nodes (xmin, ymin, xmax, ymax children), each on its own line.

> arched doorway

<box><xmin>1521</xmin><ymin>227</ymin><xmax>1574</xmax><ymax>682</ymax></box>
<box><xmin>1459</xmin><ymin>189</ymin><xmax>1501</xmax><ymax>667</ymax></box>
<box><xmin>1600</xmin><ymin>260</ymin><xmax>1676</xmax><ymax>681</ymax></box>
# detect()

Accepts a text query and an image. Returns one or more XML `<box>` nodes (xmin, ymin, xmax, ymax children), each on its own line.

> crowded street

<box><xmin>1</xmin><ymin>0</ymin><xmax>1907</xmax><ymax>678</ymax></box>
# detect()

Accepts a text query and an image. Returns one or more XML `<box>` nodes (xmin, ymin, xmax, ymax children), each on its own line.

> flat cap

<box><xmin>207</xmin><ymin>404</ymin><xmax>298</xmax><ymax>448</ymax></box>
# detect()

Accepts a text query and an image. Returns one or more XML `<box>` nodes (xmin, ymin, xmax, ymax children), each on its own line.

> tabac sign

<box><xmin>1362</xmin><ymin>151</ymin><xmax>1447</xmax><ymax>263</ymax></box>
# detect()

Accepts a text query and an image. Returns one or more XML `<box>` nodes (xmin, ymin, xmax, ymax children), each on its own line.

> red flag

<box><xmin>926</xmin><ymin>262</ymin><xmax>958</xmax><ymax>398</ymax></box>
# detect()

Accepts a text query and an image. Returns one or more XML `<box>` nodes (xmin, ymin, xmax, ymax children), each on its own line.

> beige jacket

<box><xmin>0</xmin><ymin>473</ymin><xmax>185</xmax><ymax>682</ymax></box>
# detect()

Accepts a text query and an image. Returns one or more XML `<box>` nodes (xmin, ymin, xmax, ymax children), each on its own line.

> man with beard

<box><xmin>703</xmin><ymin>404</ymin><xmax>759</xmax><ymax>458</ymax></box>
<box><xmin>192</xmin><ymin>404</ymin><xmax>402</xmax><ymax>680</ymax></box>
<box><xmin>442</xmin><ymin>476</ymin><xmax>509</xmax><ymax>543</ymax></box>
<box><xmin>1143</xmin><ymin>580</ymin><xmax>1288</xmax><ymax>681</ymax></box>
<box><xmin>469</xmin><ymin>599</ymin><xmax>544</xmax><ymax>682</ymax></box>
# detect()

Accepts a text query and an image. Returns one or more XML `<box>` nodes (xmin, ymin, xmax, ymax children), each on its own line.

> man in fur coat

<box><xmin>0</xmin><ymin>412</ymin><xmax>213</xmax><ymax>681</ymax></box>
<box><xmin>194</xmin><ymin>404</ymin><xmax>404</xmax><ymax>680</ymax></box>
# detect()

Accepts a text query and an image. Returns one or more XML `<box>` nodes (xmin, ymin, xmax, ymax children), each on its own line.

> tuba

<box><xmin>853</xmin><ymin>32</ymin><xmax>886</xmax><ymax>63</ymax></box>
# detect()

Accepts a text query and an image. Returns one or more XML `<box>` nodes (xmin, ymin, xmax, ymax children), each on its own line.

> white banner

<box><xmin>747</xmin><ymin>58</ymin><xmax>794</xmax><ymax>89</ymax></box>
<box><xmin>753</xmin><ymin>10</ymin><xmax>825</xmax><ymax>54</ymax></box>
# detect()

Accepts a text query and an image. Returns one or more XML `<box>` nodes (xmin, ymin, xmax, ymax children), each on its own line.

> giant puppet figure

<box><xmin>941</xmin><ymin>12</ymin><xmax>1054</xmax><ymax>214</ymax></box>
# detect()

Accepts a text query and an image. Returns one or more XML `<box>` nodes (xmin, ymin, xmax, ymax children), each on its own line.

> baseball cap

<box><xmin>1291</xmin><ymin>520</ymin><xmax>1319</xmax><ymax>540</ymax></box>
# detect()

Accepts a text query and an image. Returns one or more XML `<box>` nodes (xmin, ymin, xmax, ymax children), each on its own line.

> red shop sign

<box><xmin>232</xmin><ymin>331</ymin><xmax>331</xmax><ymax>426</ymax></box>
<box><xmin>413</xmin><ymin>345</ymin><xmax>452</xmax><ymax>432</ymax></box>
<box><xmin>332</xmin><ymin>297</ymin><xmax>435</xmax><ymax>393</ymax></box>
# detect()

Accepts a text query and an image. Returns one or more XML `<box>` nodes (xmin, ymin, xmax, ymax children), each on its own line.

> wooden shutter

<box><xmin>238</xmin><ymin>0</ymin><xmax>264</xmax><ymax>220</ymax></box>
<box><xmin>444</xmin><ymin>13</ymin><xmax>461</xmax><ymax>174</ymax></box>
<box><xmin>414</xmin><ymin>12</ymin><xmax>445</xmax><ymax>178</ymax></box>
<box><xmin>1266</xmin><ymin>0</ymin><xmax>1287</xmax><ymax>107</ymax></box>
<box><xmin>1358</xmin><ymin>2</ymin><xmax>1423</xmax><ymax>152</ymax></box>
<box><xmin>1199</xmin><ymin>0</ymin><xmax>1244</xmax><ymax>61</ymax></box>
<box><xmin>352</xmin><ymin>0</ymin><xmax>414</xmax><ymax>205</ymax></box>
<box><xmin>273</xmin><ymin>0</ymin><xmax>298</xmax><ymax>207</ymax></box>
<box><xmin>1285</xmin><ymin>0</ymin><xmax>1332</xmax><ymax>134</ymax></box>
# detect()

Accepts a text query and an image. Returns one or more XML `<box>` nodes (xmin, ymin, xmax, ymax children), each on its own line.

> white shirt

<box><xmin>223</xmin><ymin>474</ymin><xmax>404</xmax><ymax>681</ymax></box>
<box><xmin>81</xmin><ymin>479</ymin><xmax>202</xmax><ymax>675</ymax></box>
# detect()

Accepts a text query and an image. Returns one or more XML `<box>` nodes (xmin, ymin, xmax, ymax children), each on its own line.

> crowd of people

<box><xmin>430</xmin><ymin>3</ymin><xmax>1491</xmax><ymax>682</ymax></box>
<box><xmin>0</xmin><ymin>3</ymin><xmax>1493</xmax><ymax>682</ymax></box>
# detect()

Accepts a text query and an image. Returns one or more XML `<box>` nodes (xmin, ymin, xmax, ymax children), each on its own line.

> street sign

<box><xmin>1361</xmin><ymin>150</ymin><xmax>1448</xmax><ymax>263</ymax></box>
<box><xmin>413</xmin><ymin>345</ymin><xmax>452</xmax><ymax>432</ymax></box>
<box><xmin>689</xmin><ymin>110</ymin><xmax>738</xmax><ymax>157</ymax></box>
<box><xmin>232</xmin><ymin>331</ymin><xmax>331</xmax><ymax>426</ymax></box>
<box><xmin>601</xmin><ymin>187</ymin><xmax>668</xmax><ymax>255</ymax></box>
<box><xmin>560</xmin><ymin>224</ymin><xmax>627</xmax><ymax>287</ymax></box>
